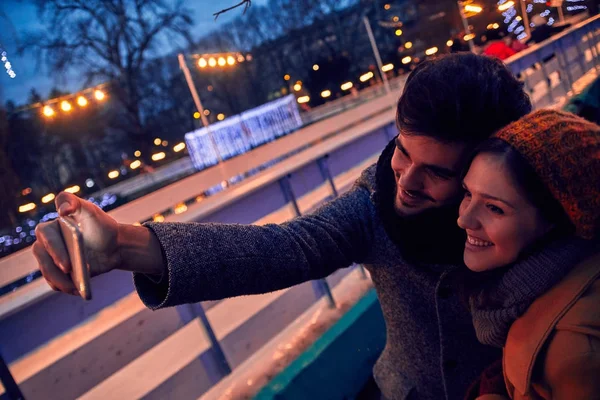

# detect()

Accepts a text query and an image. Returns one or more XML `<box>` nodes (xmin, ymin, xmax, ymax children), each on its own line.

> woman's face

<box><xmin>457</xmin><ymin>153</ymin><xmax>553</xmax><ymax>272</ymax></box>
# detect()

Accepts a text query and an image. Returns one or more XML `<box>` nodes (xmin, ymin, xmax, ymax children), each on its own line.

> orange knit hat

<box><xmin>495</xmin><ymin>109</ymin><xmax>600</xmax><ymax>239</ymax></box>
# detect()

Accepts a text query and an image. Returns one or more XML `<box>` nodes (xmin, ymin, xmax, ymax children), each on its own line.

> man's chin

<box><xmin>394</xmin><ymin>199</ymin><xmax>429</xmax><ymax>216</ymax></box>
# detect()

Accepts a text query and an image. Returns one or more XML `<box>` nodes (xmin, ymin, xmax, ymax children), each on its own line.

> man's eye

<box><xmin>433</xmin><ymin>171</ymin><xmax>451</xmax><ymax>180</ymax></box>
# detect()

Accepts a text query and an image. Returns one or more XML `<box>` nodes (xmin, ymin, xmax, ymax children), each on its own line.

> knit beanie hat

<box><xmin>495</xmin><ymin>109</ymin><xmax>600</xmax><ymax>239</ymax></box>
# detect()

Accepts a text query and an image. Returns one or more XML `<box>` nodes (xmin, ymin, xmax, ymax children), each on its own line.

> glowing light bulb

<box><xmin>42</xmin><ymin>106</ymin><xmax>55</xmax><ymax>117</ymax></box>
<box><xmin>60</xmin><ymin>101</ymin><xmax>72</xmax><ymax>112</ymax></box>
<box><xmin>77</xmin><ymin>96</ymin><xmax>88</xmax><ymax>107</ymax></box>
<box><xmin>94</xmin><ymin>90</ymin><xmax>106</xmax><ymax>101</ymax></box>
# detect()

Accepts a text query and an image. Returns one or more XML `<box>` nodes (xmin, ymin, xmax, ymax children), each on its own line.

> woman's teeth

<box><xmin>467</xmin><ymin>236</ymin><xmax>494</xmax><ymax>247</ymax></box>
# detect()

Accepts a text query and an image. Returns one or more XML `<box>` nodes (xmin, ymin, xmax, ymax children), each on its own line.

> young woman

<box><xmin>457</xmin><ymin>109</ymin><xmax>600</xmax><ymax>400</ymax></box>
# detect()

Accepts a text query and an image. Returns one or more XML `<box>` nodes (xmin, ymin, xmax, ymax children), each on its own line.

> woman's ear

<box><xmin>532</xmin><ymin>210</ymin><xmax>557</xmax><ymax>240</ymax></box>
<box><xmin>540</xmin><ymin>219</ymin><xmax>556</xmax><ymax>237</ymax></box>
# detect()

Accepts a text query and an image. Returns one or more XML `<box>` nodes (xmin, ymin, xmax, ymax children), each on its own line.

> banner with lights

<box><xmin>185</xmin><ymin>95</ymin><xmax>303</xmax><ymax>169</ymax></box>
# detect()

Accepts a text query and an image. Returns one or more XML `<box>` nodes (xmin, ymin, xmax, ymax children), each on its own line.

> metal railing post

<box><xmin>574</xmin><ymin>36</ymin><xmax>589</xmax><ymax>77</ymax></box>
<box><xmin>317</xmin><ymin>156</ymin><xmax>339</xmax><ymax>199</ymax></box>
<box><xmin>279</xmin><ymin>175</ymin><xmax>302</xmax><ymax>217</ymax></box>
<box><xmin>555</xmin><ymin>41</ymin><xmax>574</xmax><ymax>94</ymax></box>
<box><xmin>522</xmin><ymin>72</ymin><xmax>533</xmax><ymax>95</ymax></box>
<box><xmin>279</xmin><ymin>175</ymin><xmax>336</xmax><ymax>308</ymax></box>
<box><xmin>536</xmin><ymin>53</ymin><xmax>555</xmax><ymax>105</ymax></box>
<box><xmin>316</xmin><ymin>156</ymin><xmax>368</xmax><ymax>279</ymax></box>
<box><xmin>585</xmin><ymin>26</ymin><xmax>600</xmax><ymax>71</ymax></box>
<box><xmin>0</xmin><ymin>352</ymin><xmax>24</xmax><ymax>400</ymax></box>
<box><xmin>181</xmin><ymin>303</ymin><xmax>232</xmax><ymax>377</ymax></box>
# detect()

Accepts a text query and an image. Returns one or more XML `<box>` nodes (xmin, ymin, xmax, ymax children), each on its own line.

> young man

<box><xmin>34</xmin><ymin>54</ymin><xmax>532</xmax><ymax>399</ymax></box>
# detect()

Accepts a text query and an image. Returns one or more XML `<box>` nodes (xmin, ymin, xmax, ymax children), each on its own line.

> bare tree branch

<box><xmin>213</xmin><ymin>0</ymin><xmax>251</xmax><ymax>20</ymax></box>
<box><xmin>23</xmin><ymin>0</ymin><xmax>193</xmax><ymax>151</ymax></box>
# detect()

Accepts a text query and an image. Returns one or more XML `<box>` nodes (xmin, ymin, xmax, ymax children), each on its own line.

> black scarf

<box><xmin>373</xmin><ymin>138</ymin><xmax>466</xmax><ymax>266</ymax></box>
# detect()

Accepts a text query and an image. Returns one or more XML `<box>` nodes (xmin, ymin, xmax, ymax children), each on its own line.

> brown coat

<box><xmin>503</xmin><ymin>251</ymin><xmax>600</xmax><ymax>399</ymax></box>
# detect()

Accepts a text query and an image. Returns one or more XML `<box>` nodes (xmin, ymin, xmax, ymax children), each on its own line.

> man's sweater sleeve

<box><xmin>133</xmin><ymin>185</ymin><xmax>377</xmax><ymax>309</ymax></box>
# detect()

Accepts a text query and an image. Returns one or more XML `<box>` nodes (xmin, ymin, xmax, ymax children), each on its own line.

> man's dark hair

<box><xmin>397</xmin><ymin>53</ymin><xmax>532</xmax><ymax>143</ymax></box>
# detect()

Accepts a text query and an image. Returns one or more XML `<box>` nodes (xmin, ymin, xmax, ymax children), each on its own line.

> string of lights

<box><xmin>565</xmin><ymin>0</ymin><xmax>587</xmax><ymax>12</ymax></box>
<box><xmin>9</xmin><ymin>75</ymin><xmax>195</xmax><ymax>216</ymax></box>
<box><xmin>10</xmin><ymin>82</ymin><xmax>110</xmax><ymax>118</ymax></box>
<box><xmin>1</xmin><ymin>50</ymin><xmax>16</xmax><ymax>79</ymax></box>
<box><xmin>39</xmin><ymin>84</ymin><xmax>109</xmax><ymax>118</ymax></box>
<box><xmin>12</xmin><ymin>52</ymin><xmax>247</xmax><ymax>217</ymax></box>
<box><xmin>192</xmin><ymin>52</ymin><xmax>252</xmax><ymax>69</ymax></box>
<box><xmin>496</xmin><ymin>0</ymin><xmax>527</xmax><ymax>40</ymax></box>
<box><xmin>16</xmin><ymin>137</ymin><xmax>189</xmax><ymax>215</ymax></box>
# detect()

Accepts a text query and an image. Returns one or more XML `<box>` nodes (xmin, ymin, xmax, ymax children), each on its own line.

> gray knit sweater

<box><xmin>134</xmin><ymin>165</ymin><xmax>499</xmax><ymax>400</ymax></box>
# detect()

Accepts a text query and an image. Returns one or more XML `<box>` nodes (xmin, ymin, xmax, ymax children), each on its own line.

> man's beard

<box><xmin>393</xmin><ymin>186</ymin><xmax>432</xmax><ymax>216</ymax></box>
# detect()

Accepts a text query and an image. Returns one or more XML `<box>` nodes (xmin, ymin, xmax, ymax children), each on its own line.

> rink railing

<box><xmin>0</xmin><ymin>90</ymin><xmax>403</xmax><ymax>310</ymax></box>
<box><xmin>505</xmin><ymin>13</ymin><xmax>600</xmax><ymax>108</ymax></box>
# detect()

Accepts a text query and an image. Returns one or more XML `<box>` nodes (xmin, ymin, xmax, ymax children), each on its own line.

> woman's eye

<box><xmin>463</xmin><ymin>190</ymin><xmax>472</xmax><ymax>198</ymax></box>
<box><xmin>487</xmin><ymin>204</ymin><xmax>504</xmax><ymax>215</ymax></box>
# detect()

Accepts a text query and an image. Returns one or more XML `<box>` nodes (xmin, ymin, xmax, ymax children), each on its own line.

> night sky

<box><xmin>0</xmin><ymin>0</ymin><xmax>267</xmax><ymax>104</ymax></box>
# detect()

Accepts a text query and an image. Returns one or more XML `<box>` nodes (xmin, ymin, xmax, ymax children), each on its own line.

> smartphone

<box><xmin>58</xmin><ymin>216</ymin><xmax>92</xmax><ymax>300</ymax></box>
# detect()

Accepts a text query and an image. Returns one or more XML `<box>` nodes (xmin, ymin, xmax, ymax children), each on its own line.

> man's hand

<box><xmin>33</xmin><ymin>192</ymin><xmax>121</xmax><ymax>294</ymax></box>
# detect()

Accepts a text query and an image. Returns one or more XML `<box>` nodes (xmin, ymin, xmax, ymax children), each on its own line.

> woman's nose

<box><xmin>457</xmin><ymin>202</ymin><xmax>480</xmax><ymax>230</ymax></box>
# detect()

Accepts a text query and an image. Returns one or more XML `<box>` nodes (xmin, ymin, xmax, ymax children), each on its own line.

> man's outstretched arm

<box><xmin>34</xmin><ymin>184</ymin><xmax>376</xmax><ymax>309</ymax></box>
<box><xmin>134</xmin><ymin>186</ymin><xmax>377</xmax><ymax>309</ymax></box>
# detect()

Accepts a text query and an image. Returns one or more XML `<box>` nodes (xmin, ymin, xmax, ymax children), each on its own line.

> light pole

<box><xmin>457</xmin><ymin>1</ymin><xmax>478</xmax><ymax>52</ymax></box>
<box><xmin>550</xmin><ymin>0</ymin><xmax>566</xmax><ymax>23</ymax></box>
<box><xmin>363</xmin><ymin>16</ymin><xmax>392</xmax><ymax>95</ymax></box>
<box><xmin>518</xmin><ymin>0</ymin><xmax>532</xmax><ymax>38</ymax></box>
<box><xmin>178</xmin><ymin>53</ymin><xmax>223</xmax><ymax>163</ymax></box>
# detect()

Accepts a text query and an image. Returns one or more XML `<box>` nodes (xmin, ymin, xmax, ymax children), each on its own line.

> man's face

<box><xmin>391</xmin><ymin>134</ymin><xmax>471</xmax><ymax>216</ymax></box>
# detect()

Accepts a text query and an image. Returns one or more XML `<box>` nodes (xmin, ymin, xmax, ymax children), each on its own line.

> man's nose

<box><xmin>398</xmin><ymin>164</ymin><xmax>424</xmax><ymax>192</ymax></box>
